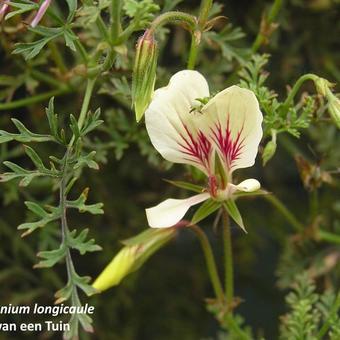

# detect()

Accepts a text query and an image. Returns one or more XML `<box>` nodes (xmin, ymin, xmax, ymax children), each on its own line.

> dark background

<box><xmin>0</xmin><ymin>0</ymin><xmax>339</xmax><ymax>339</ymax></box>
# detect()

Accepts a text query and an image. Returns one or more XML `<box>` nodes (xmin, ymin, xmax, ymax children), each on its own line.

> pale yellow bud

<box><xmin>92</xmin><ymin>247</ymin><xmax>136</xmax><ymax>292</ymax></box>
<box><xmin>92</xmin><ymin>228</ymin><xmax>177</xmax><ymax>292</ymax></box>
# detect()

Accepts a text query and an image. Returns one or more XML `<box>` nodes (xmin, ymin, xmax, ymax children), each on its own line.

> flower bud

<box><xmin>92</xmin><ymin>228</ymin><xmax>176</xmax><ymax>292</ymax></box>
<box><xmin>0</xmin><ymin>4</ymin><xmax>9</xmax><ymax>22</ymax></box>
<box><xmin>132</xmin><ymin>31</ymin><xmax>158</xmax><ymax>122</ymax></box>
<box><xmin>262</xmin><ymin>130</ymin><xmax>277</xmax><ymax>165</ymax></box>
<box><xmin>327</xmin><ymin>94</ymin><xmax>340</xmax><ymax>129</ymax></box>
<box><xmin>314</xmin><ymin>77</ymin><xmax>332</xmax><ymax>97</ymax></box>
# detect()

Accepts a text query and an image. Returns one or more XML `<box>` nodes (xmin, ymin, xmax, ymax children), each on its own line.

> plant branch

<box><xmin>252</xmin><ymin>0</ymin><xmax>283</xmax><ymax>52</ymax></box>
<box><xmin>187</xmin><ymin>32</ymin><xmax>199</xmax><ymax>69</ymax></box>
<box><xmin>110</xmin><ymin>0</ymin><xmax>122</xmax><ymax>42</ymax></box>
<box><xmin>264</xmin><ymin>194</ymin><xmax>304</xmax><ymax>232</ymax></box>
<box><xmin>0</xmin><ymin>87</ymin><xmax>72</xmax><ymax>111</ymax></box>
<box><xmin>189</xmin><ymin>224</ymin><xmax>224</xmax><ymax>302</ymax></box>
<box><xmin>148</xmin><ymin>11</ymin><xmax>197</xmax><ymax>35</ymax></box>
<box><xmin>222</xmin><ymin>208</ymin><xmax>234</xmax><ymax>310</ymax></box>
<box><xmin>283</xmin><ymin>73</ymin><xmax>318</xmax><ymax>109</ymax></box>
<box><xmin>198</xmin><ymin>0</ymin><xmax>213</xmax><ymax>27</ymax></box>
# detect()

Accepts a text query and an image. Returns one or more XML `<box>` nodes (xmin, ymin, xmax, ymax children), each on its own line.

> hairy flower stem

<box><xmin>187</xmin><ymin>33</ymin><xmax>199</xmax><ymax>69</ymax></box>
<box><xmin>222</xmin><ymin>208</ymin><xmax>233</xmax><ymax>311</ymax></box>
<box><xmin>110</xmin><ymin>0</ymin><xmax>122</xmax><ymax>42</ymax></box>
<box><xmin>148</xmin><ymin>11</ymin><xmax>197</xmax><ymax>35</ymax></box>
<box><xmin>283</xmin><ymin>73</ymin><xmax>318</xmax><ymax>109</ymax></box>
<box><xmin>190</xmin><ymin>224</ymin><xmax>224</xmax><ymax>302</ymax></box>
<box><xmin>264</xmin><ymin>194</ymin><xmax>304</xmax><ymax>232</ymax></box>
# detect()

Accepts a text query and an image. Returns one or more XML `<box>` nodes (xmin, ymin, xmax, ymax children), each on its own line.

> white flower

<box><xmin>145</xmin><ymin>70</ymin><xmax>263</xmax><ymax>228</ymax></box>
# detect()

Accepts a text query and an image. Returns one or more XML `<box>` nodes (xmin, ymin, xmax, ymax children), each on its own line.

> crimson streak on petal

<box><xmin>211</xmin><ymin>117</ymin><xmax>245</xmax><ymax>170</ymax></box>
<box><xmin>178</xmin><ymin>125</ymin><xmax>213</xmax><ymax>173</ymax></box>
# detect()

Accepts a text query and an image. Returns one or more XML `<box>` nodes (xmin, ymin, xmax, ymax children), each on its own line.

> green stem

<box><xmin>77</xmin><ymin>77</ymin><xmax>96</xmax><ymax>130</ymax></box>
<box><xmin>0</xmin><ymin>87</ymin><xmax>72</xmax><ymax>111</ymax></box>
<box><xmin>110</xmin><ymin>0</ymin><xmax>122</xmax><ymax>42</ymax></box>
<box><xmin>222</xmin><ymin>208</ymin><xmax>234</xmax><ymax>310</ymax></box>
<box><xmin>115</xmin><ymin>24</ymin><xmax>137</xmax><ymax>45</ymax></box>
<box><xmin>48</xmin><ymin>41</ymin><xmax>68</xmax><ymax>74</ymax></box>
<box><xmin>96</xmin><ymin>15</ymin><xmax>110</xmax><ymax>42</ymax></box>
<box><xmin>283</xmin><ymin>73</ymin><xmax>318</xmax><ymax>108</ymax></box>
<box><xmin>87</xmin><ymin>48</ymin><xmax>115</xmax><ymax>77</ymax></box>
<box><xmin>318</xmin><ymin>229</ymin><xmax>340</xmax><ymax>244</ymax></box>
<box><xmin>198</xmin><ymin>0</ymin><xmax>213</xmax><ymax>27</ymax></box>
<box><xmin>187</xmin><ymin>33</ymin><xmax>199</xmax><ymax>69</ymax></box>
<box><xmin>148</xmin><ymin>11</ymin><xmax>197</xmax><ymax>35</ymax></box>
<box><xmin>264</xmin><ymin>195</ymin><xmax>304</xmax><ymax>232</ymax></box>
<box><xmin>73</xmin><ymin>39</ymin><xmax>89</xmax><ymax>64</ymax></box>
<box><xmin>252</xmin><ymin>0</ymin><xmax>284</xmax><ymax>52</ymax></box>
<box><xmin>30</xmin><ymin>69</ymin><xmax>65</xmax><ymax>88</ymax></box>
<box><xmin>189</xmin><ymin>224</ymin><xmax>224</xmax><ymax>302</ymax></box>
<box><xmin>317</xmin><ymin>293</ymin><xmax>340</xmax><ymax>339</ymax></box>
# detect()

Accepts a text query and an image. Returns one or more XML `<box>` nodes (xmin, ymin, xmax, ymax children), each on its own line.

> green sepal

<box><xmin>223</xmin><ymin>200</ymin><xmax>246</xmax><ymax>232</ymax></box>
<box><xmin>164</xmin><ymin>179</ymin><xmax>204</xmax><ymax>193</ymax></box>
<box><xmin>191</xmin><ymin>199</ymin><xmax>221</xmax><ymax>225</ymax></box>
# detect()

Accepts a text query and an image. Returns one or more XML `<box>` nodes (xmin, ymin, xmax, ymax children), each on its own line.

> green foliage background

<box><xmin>0</xmin><ymin>0</ymin><xmax>339</xmax><ymax>339</ymax></box>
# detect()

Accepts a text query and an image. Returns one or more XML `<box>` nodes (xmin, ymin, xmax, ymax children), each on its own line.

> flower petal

<box><xmin>202</xmin><ymin>86</ymin><xmax>263</xmax><ymax>174</ymax></box>
<box><xmin>145</xmin><ymin>70</ymin><xmax>213</xmax><ymax>174</ymax></box>
<box><xmin>146</xmin><ymin>193</ymin><xmax>210</xmax><ymax>228</ymax></box>
<box><xmin>235</xmin><ymin>178</ymin><xmax>261</xmax><ymax>192</ymax></box>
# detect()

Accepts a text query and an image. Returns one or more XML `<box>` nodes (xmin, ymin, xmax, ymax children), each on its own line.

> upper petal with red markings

<box><xmin>145</xmin><ymin>70</ymin><xmax>213</xmax><ymax>174</ymax></box>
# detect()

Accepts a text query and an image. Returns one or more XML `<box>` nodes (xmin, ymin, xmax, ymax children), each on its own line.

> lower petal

<box><xmin>146</xmin><ymin>193</ymin><xmax>210</xmax><ymax>228</ymax></box>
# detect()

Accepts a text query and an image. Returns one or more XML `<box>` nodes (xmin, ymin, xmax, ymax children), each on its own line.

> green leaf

<box><xmin>67</xmin><ymin>188</ymin><xmax>104</xmax><ymax>214</ymax></box>
<box><xmin>35</xmin><ymin>244</ymin><xmax>67</xmax><ymax>268</ymax></box>
<box><xmin>223</xmin><ymin>200</ymin><xmax>246</xmax><ymax>232</ymax></box>
<box><xmin>18</xmin><ymin>203</ymin><xmax>60</xmax><ymax>237</ymax></box>
<box><xmin>45</xmin><ymin>97</ymin><xmax>61</xmax><ymax>141</ymax></box>
<box><xmin>67</xmin><ymin>229</ymin><xmax>102</xmax><ymax>255</ymax></box>
<box><xmin>0</xmin><ymin>161</ymin><xmax>44</xmax><ymax>187</ymax></box>
<box><xmin>80</xmin><ymin>108</ymin><xmax>104</xmax><ymax>136</ymax></box>
<box><xmin>13</xmin><ymin>27</ymin><xmax>63</xmax><ymax>60</ymax></box>
<box><xmin>13</xmin><ymin>37</ymin><xmax>55</xmax><ymax>60</ymax></box>
<box><xmin>63</xmin><ymin>29</ymin><xmax>78</xmax><ymax>51</ymax></box>
<box><xmin>73</xmin><ymin>151</ymin><xmax>99</xmax><ymax>170</ymax></box>
<box><xmin>24</xmin><ymin>146</ymin><xmax>48</xmax><ymax>172</ymax></box>
<box><xmin>4</xmin><ymin>2</ymin><xmax>38</xmax><ymax>20</ymax></box>
<box><xmin>70</xmin><ymin>114</ymin><xmax>81</xmax><ymax>141</ymax></box>
<box><xmin>191</xmin><ymin>199</ymin><xmax>221</xmax><ymax>225</ymax></box>
<box><xmin>65</xmin><ymin>0</ymin><xmax>78</xmax><ymax>21</ymax></box>
<box><xmin>54</xmin><ymin>279</ymin><xmax>73</xmax><ymax>304</ymax></box>
<box><xmin>0</xmin><ymin>118</ymin><xmax>54</xmax><ymax>143</ymax></box>
<box><xmin>164</xmin><ymin>179</ymin><xmax>204</xmax><ymax>193</ymax></box>
<box><xmin>73</xmin><ymin>273</ymin><xmax>97</xmax><ymax>296</ymax></box>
